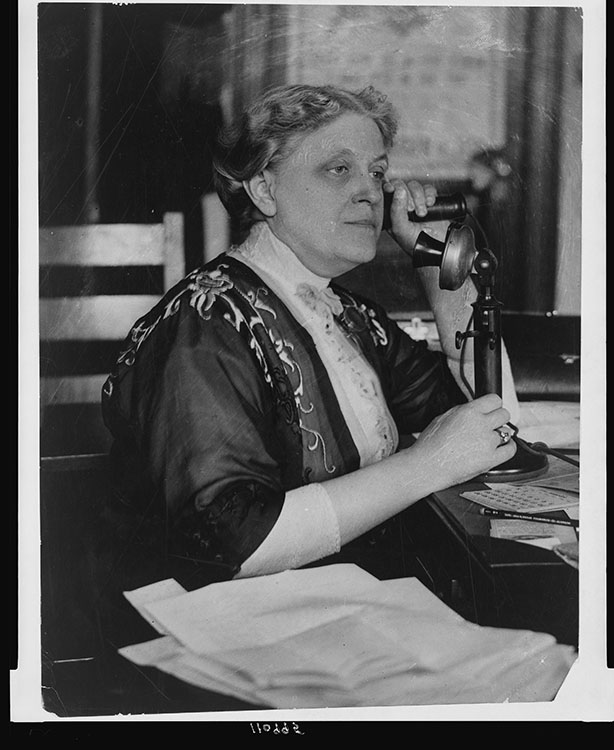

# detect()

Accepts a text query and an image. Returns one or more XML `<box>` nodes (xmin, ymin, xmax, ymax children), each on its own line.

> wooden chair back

<box><xmin>39</xmin><ymin>213</ymin><xmax>184</xmax><ymax>456</ymax></box>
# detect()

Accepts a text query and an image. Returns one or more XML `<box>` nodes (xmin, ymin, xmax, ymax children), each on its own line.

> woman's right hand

<box><xmin>410</xmin><ymin>393</ymin><xmax>517</xmax><ymax>487</ymax></box>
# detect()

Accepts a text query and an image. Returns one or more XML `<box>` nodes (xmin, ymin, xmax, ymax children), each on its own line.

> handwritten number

<box><xmin>249</xmin><ymin>722</ymin><xmax>304</xmax><ymax>735</ymax></box>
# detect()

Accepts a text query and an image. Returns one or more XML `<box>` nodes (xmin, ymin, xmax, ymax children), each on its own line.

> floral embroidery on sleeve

<box><xmin>115</xmin><ymin>266</ymin><xmax>235</xmax><ymax>367</ymax></box>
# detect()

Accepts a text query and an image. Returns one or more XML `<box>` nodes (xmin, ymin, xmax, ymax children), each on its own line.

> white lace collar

<box><xmin>230</xmin><ymin>222</ymin><xmax>331</xmax><ymax>296</ymax></box>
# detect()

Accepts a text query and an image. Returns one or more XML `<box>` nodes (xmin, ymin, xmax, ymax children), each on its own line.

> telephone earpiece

<box><xmin>382</xmin><ymin>191</ymin><xmax>468</xmax><ymax>231</ymax></box>
<box><xmin>383</xmin><ymin>191</ymin><xmax>475</xmax><ymax>290</ymax></box>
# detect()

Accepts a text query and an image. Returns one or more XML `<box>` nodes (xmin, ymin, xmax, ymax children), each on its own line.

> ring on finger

<box><xmin>495</xmin><ymin>428</ymin><xmax>512</xmax><ymax>447</ymax></box>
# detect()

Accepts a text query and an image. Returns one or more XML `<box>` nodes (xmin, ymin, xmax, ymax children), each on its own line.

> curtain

<box><xmin>223</xmin><ymin>5</ymin><xmax>291</xmax><ymax>120</ymax></box>
<box><xmin>493</xmin><ymin>7</ymin><xmax>581</xmax><ymax>313</ymax></box>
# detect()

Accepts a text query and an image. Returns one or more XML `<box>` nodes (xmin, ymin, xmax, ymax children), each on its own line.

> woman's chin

<box><xmin>335</xmin><ymin>246</ymin><xmax>378</xmax><ymax>276</ymax></box>
<box><xmin>357</xmin><ymin>241</ymin><xmax>378</xmax><ymax>264</ymax></box>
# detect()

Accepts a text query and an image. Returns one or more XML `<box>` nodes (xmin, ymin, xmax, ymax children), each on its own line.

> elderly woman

<box><xmin>102</xmin><ymin>83</ymin><xmax>519</xmax><ymax>582</ymax></box>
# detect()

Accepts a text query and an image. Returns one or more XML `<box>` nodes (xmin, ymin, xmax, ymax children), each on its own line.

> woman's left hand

<box><xmin>383</xmin><ymin>179</ymin><xmax>448</xmax><ymax>253</ymax></box>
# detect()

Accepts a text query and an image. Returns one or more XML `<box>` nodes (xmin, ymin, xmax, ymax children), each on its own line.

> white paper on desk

<box><xmin>489</xmin><ymin>518</ymin><xmax>577</xmax><ymax>550</ymax></box>
<box><xmin>141</xmin><ymin>564</ymin><xmax>380</xmax><ymax>655</ymax></box>
<box><xmin>197</xmin><ymin>611</ymin><xmax>569</xmax><ymax>707</ymax></box>
<box><xmin>120</xmin><ymin>626</ymin><xmax>574</xmax><ymax>709</ymax></box>
<box><xmin>563</xmin><ymin>505</ymin><xmax>579</xmax><ymax>521</ymax></box>
<box><xmin>516</xmin><ymin>401</ymin><xmax>580</xmax><ymax>449</ymax></box>
<box><xmin>463</xmin><ymin>484</ymin><xmax>579</xmax><ymax>513</ymax></box>
<box><xmin>119</xmin><ymin>566</ymin><xmax>577</xmax><ymax>708</ymax></box>
<box><xmin>489</xmin><ymin>519</ymin><xmax>561</xmax><ymax>549</ymax></box>
<box><xmin>198</xmin><ymin>578</ymin><xmax>463</xmax><ymax>688</ymax></box>
<box><xmin>121</xmin><ymin>572</ymin><xmax>431</xmax><ymax>706</ymax></box>
<box><xmin>512</xmin><ymin>458</ymin><xmax>580</xmax><ymax>495</ymax></box>
<box><xmin>482</xmin><ymin>482</ymin><xmax>578</xmax><ymax>503</ymax></box>
<box><xmin>120</xmin><ymin>635</ymin><xmax>267</xmax><ymax>706</ymax></box>
<box><xmin>525</xmin><ymin>477</ymin><xmax>579</xmax><ymax>495</ymax></box>
<box><xmin>201</xmin><ymin>579</ymin><xmax>465</xmax><ymax>693</ymax></box>
<box><xmin>124</xmin><ymin>579</ymin><xmax>187</xmax><ymax>635</ymax></box>
<box><xmin>205</xmin><ymin>615</ymin><xmax>414</xmax><ymax>690</ymax></box>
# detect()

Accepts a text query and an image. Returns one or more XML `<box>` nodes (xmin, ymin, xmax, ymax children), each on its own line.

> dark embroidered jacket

<box><xmin>101</xmin><ymin>255</ymin><xmax>466</xmax><ymax>576</ymax></box>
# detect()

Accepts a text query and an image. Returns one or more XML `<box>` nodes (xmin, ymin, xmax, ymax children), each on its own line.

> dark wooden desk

<box><xmin>399</xmin><ymin>466</ymin><xmax>579</xmax><ymax>647</ymax></box>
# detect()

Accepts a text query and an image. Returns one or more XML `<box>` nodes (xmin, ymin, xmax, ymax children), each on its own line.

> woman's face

<box><xmin>265</xmin><ymin>113</ymin><xmax>388</xmax><ymax>278</ymax></box>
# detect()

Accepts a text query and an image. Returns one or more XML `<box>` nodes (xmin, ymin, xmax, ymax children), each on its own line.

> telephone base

<box><xmin>476</xmin><ymin>439</ymin><xmax>549</xmax><ymax>483</ymax></box>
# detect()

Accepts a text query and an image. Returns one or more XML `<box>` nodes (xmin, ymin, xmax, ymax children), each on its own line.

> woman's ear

<box><xmin>243</xmin><ymin>170</ymin><xmax>277</xmax><ymax>217</ymax></box>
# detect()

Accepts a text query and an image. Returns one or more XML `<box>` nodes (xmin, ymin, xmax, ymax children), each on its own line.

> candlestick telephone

<box><xmin>384</xmin><ymin>189</ymin><xmax>552</xmax><ymax>481</ymax></box>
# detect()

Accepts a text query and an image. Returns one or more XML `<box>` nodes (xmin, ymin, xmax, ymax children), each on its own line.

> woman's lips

<box><xmin>345</xmin><ymin>220</ymin><xmax>376</xmax><ymax>228</ymax></box>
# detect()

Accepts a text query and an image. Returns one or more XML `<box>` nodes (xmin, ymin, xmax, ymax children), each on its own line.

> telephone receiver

<box><xmin>382</xmin><ymin>191</ymin><xmax>478</xmax><ymax>291</ymax></box>
<box><xmin>381</xmin><ymin>190</ymin><xmax>468</xmax><ymax>230</ymax></box>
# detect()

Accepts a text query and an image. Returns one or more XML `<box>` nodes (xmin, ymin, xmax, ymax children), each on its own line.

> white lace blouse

<box><xmin>229</xmin><ymin>222</ymin><xmax>399</xmax><ymax>577</ymax></box>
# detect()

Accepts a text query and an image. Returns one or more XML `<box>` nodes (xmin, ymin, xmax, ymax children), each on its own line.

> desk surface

<box><xmin>401</xmin><ymin>454</ymin><xmax>579</xmax><ymax>647</ymax></box>
<box><xmin>433</xmin><ymin>451</ymin><xmax>578</xmax><ymax>556</ymax></box>
<box><xmin>432</xmin><ymin>489</ymin><xmax>577</xmax><ymax>565</ymax></box>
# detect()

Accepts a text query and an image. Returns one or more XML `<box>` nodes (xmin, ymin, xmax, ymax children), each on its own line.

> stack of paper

<box><xmin>119</xmin><ymin>564</ymin><xmax>576</xmax><ymax>708</ymax></box>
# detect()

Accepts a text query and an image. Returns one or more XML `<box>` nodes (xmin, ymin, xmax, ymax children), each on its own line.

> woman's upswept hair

<box><xmin>213</xmin><ymin>84</ymin><xmax>398</xmax><ymax>230</ymax></box>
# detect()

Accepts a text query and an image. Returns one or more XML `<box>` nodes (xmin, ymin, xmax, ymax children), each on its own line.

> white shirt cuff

<box><xmin>234</xmin><ymin>483</ymin><xmax>341</xmax><ymax>579</ymax></box>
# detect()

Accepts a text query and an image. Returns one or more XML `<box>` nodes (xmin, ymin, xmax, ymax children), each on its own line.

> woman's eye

<box><xmin>371</xmin><ymin>169</ymin><xmax>386</xmax><ymax>181</ymax></box>
<box><xmin>328</xmin><ymin>165</ymin><xmax>348</xmax><ymax>175</ymax></box>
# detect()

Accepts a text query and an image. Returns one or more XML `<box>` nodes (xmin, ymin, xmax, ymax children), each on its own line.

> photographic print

<box><xmin>14</xmin><ymin>0</ymin><xmax>609</xmax><ymax>727</ymax></box>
